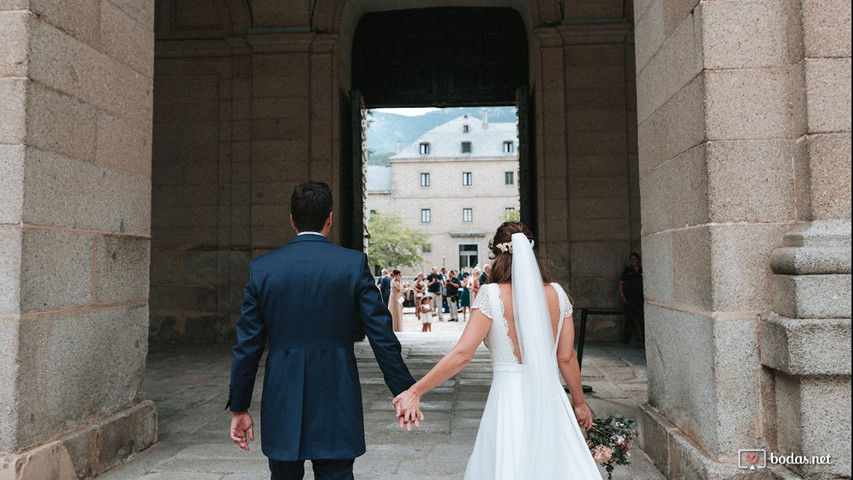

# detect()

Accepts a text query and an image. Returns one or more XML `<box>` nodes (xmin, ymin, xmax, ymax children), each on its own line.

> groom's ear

<box><xmin>290</xmin><ymin>215</ymin><xmax>298</xmax><ymax>232</ymax></box>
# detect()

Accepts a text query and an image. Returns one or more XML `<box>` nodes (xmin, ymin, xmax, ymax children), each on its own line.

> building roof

<box><xmin>366</xmin><ymin>165</ymin><xmax>391</xmax><ymax>192</ymax></box>
<box><xmin>391</xmin><ymin>114</ymin><xmax>517</xmax><ymax>160</ymax></box>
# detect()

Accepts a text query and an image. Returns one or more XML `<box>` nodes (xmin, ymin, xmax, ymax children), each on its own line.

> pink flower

<box><xmin>592</xmin><ymin>445</ymin><xmax>614</xmax><ymax>464</ymax></box>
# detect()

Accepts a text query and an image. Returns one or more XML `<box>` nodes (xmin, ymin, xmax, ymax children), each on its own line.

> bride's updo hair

<box><xmin>488</xmin><ymin>222</ymin><xmax>550</xmax><ymax>284</ymax></box>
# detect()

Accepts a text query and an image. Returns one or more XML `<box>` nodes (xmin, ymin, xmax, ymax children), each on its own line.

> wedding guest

<box><xmin>479</xmin><ymin>264</ymin><xmax>490</xmax><ymax>286</ymax></box>
<box><xmin>377</xmin><ymin>269</ymin><xmax>391</xmax><ymax>305</ymax></box>
<box><xmin>402</xmin><ymin>281</ymin><xmax>414</xmax><ymax>308</ymax></box>
<box><xmin>419</xmin><ymin>296</ymin><xmax>434</xmax><ymax>333</ymax></box>
<box><xmin>471</xmin><ymin>267</ymin><xmax>482</xmax><ymax>302</ymax></box>
<box><xmin>426</xmin><ymin>267</ymin><xmax>444</xmax><ymax>322</ymax></box>
<box><xmin>389</xmin><ymin>270</ymin><xmax>405</xmax><ymax>332</ymax></box>
<box><xmin>459</xmin><ymin>272</ymin><xmax>472</xmax><ymax>321</ymax></box>
<box><xmin>445</xmin><ymin>270</ymin><xmax>460</xmax><ymax>322</ymax></box>
<box><xmin>413</xmin><ymin>273</ymin><xmax>426</xmax><ymax>320</ymax></box>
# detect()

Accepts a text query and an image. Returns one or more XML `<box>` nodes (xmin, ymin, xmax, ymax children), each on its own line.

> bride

<box><xmin>393</xmin><ymin>222</ymin><xmax>601</xmax><ymax>479</ymax></box>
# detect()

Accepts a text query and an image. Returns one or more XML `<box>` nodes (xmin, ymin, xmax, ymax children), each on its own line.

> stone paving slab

<box><xmin>100</xmin><ymin>332</ymin><xmax>664</xmax><ymax>479</ymax></box>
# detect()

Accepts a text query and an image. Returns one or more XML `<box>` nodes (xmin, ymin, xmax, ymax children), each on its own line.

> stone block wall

<box><xmin>0</xmin><ymin>1</ymin><xmax>156</xmax><ymax>478</ymax></box>
<box><xmin>150</xmin><ymin>1</ymin><xmax>342</xmax><ymax>344</ymax></box>
<box><xmin>635</xmin><ymin>0</ymin><xmax>851</xmax><ymax>478</ymax></box>
<box><xmin>149</xmin><ymin>51</ymin><xmax>253</xmax><ymax>344</ymax></box>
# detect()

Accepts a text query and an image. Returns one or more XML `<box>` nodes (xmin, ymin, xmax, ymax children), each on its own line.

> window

<box><xmin>462</xmin><ymin>125</ymin><xmax>470</xmax><ymax>133</ymax></box>
<box><xmin>505</xmin><ymin>171</ymin><xmax>514</xmax><ymax>185</ymax></box>
<box><xmin>462</xmin><ymin>172</ymin><xmax>472</xmax><ymax>186</ymax></box>
<box><xmin>421</xmin><ymin>209</ymin><xmax>431</xmax><ymax>223</ymax></box>
<box><xmin>419</xmin><ymin>143</ymin><xmax>430</xmax><ymax>155</ymax></box>
<box><xmin>461</xmin><ymin>141</ymin><xmax>472</xmax><ymax>153</ymax></box>
<box><xmin>420</xmin><ymin>172</ymin><xmax>430</xmax><ymax>187</ymax></box>
<box><xmin>503</xmin><ymin>207</ymin><xmax>518</xmax><ymax>222</ymax></box>
<box><xmin>422</xmin><ymin>244</ymin><xmax>432</xmax><ymax>253</ymax></box>
<box><xmin>503</xmin><ymin>141</ymin><xmax>515</xmax><ymax>153</ymax></box>
<box><xmin>463</xmin><ymin>208</ymin><xmax>473</xmax><ymax>222</ymax></box>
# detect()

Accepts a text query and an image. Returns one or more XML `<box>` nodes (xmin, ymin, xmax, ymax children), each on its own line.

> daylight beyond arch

<box><xmin>352</xmin><ymin>7</ymin><xmax>529</xmax><ymax>108</ymax></box>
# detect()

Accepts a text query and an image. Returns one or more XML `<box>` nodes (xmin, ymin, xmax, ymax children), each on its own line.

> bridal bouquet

<box><xmin>586</xmin><ymin>414</ymin><xmax>639</xmax><ymax>479</ymax></box>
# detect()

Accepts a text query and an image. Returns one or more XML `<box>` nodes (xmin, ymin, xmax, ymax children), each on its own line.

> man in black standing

<box><xmin>445</xmin><ymin>270</ymin><xmax>460</xmax><ymax>322</ymax></box>
<box><xmin>439</xmin><ymin>267</ymin><xmax>449</xmax><ymax>316</ymax></box>
<box><xmin>619</xmin><ymin>252</ymin><xmax>644</xmax><ymax>344</ymax></box>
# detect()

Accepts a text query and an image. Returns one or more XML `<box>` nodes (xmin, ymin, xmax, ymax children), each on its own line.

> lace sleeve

<box><xmin>472</xmin><ymin>284</ymin><xmax>493</xmax><ymax>319</ymax></box>
<box><xmin>552</xmin><ymin>283</ymin><xmax>574</xmax><ymax>318</ymax></box>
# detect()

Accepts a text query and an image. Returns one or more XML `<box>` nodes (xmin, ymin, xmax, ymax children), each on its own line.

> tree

<box><xmin>367</xmin><ymin>211</ymin><xmax>431</xmax><ymax>269</ymax></box>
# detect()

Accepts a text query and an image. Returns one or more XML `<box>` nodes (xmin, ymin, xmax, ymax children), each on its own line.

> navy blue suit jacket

<box><xmin>227</xmin><ymin>234</ymin><xmax>416</xmax><ymax>461</ymax></box>
<box><xmin>378</xmin><ymin>275</ymin><xmax>391</xmax><ymax>305</ymax></box>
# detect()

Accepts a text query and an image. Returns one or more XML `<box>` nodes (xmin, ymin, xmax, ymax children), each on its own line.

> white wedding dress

<box><xmin>463</xmin><ymin>234</ymin><xmax>601</xmax><ymax>479</ymax></box>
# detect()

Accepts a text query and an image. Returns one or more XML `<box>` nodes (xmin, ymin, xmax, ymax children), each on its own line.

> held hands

<box><xmin>392</xmin><ymin>389</ymin><xmax>424</xmax><ymax>432</ymax></box>
<box><xmin>230</xmin><ymin>411</ymin><xmax>255</xmax><ymax>450</ymax></box>
<box><xmin>573</xmin><ymin>401</ymin><xmax>593</xmax><ymax>431</ymax></box>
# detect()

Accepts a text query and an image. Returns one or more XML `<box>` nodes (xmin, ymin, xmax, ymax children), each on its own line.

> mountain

<box><xmin>366</xmin><ymin>106</ymin><xmax>517</xmax><ymax>165</ymax></box>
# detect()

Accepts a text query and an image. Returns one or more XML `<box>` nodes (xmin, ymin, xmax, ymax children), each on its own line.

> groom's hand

<box><xmin>230</xmin><ymin>411</ymin><xmax>255</xmax><ymax>450</ymax></box>
<box><xmin>392</xmin><ymin>390</ymin><xmax>424</xmax><ymax>432</ymax></box>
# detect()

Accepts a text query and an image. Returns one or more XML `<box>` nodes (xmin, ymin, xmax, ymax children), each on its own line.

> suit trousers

<box><xmin>429</xmin><ymin>292</ymin><xmax>443</xmax><ymax>320</ymax></box>
<box><xmin>447</xmin><ymin>295</ymin><xmax>459</xmax><ymax>320</ymax></box>
<box><xmin>623</xmin><ymin>303</ymin><xmax>645</xmax><ymax>343</ymax></box>
<box><xmin>269</xmin><ymin>458</ymin><xmax>355</xmax><ymax>480</ymax></box>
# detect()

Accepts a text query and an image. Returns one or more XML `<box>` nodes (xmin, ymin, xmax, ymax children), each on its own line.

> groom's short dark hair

<box><xmin>291</xmin><ymin>181</ymin><xmax>332</xmax><ymax>232</ymax></box>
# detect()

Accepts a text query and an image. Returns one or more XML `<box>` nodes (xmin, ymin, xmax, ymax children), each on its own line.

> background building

<box><xmin>367</xmin><ymin>112</ymin><xmax>519</xmax><ymax>274</ymax></box>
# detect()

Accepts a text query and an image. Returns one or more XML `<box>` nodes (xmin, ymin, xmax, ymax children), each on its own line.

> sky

<box><xmin>371</xmin><ymin>107</ymin><xmax>441</xmax><ymax>117</ymax></box>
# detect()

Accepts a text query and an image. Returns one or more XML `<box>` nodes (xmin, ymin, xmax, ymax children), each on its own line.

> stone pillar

<box><xmin>760</xmin><ymin>0</ymin><xmax>851</xmax><ymax>477</ymax></box>
<box><xmin>0</xmin><ymin>2</ymin><xmax>156</xmax><ymax>479</ymax></box>
<box><xmin>635</xmin><ymin>0</ymin><xmax>850</xmax><ymax>478</ymax></box>
<box><xmin>533</xmin><ymin>28</ymin><xmax>571</xmax><ymax>275</ymax></box>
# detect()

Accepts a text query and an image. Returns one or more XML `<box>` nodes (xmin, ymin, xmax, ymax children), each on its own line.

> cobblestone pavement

<box><xmin>101</xmin><ymin>327</ymin><xmax>665</xmax><ymax>480</ymax></box>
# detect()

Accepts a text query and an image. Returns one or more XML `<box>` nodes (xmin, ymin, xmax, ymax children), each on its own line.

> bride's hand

<box><xmin>392</xmin><ymin>389</ymin><xmax>424</xmax><ymax>432</ymax></box>
<box><xmin>573</xmin><ymin>402</ymin><xmax>593</xmax><ymax>431</ymax></box>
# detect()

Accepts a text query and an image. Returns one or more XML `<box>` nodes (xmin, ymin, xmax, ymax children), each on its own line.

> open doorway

<box><xmin>342</xmin><ymin>7</ymin><xmax>530</xmax><ymax>332</ymax></box>
<box><xmin>340</xmin><ymin>7</ymin><xmax>533</xmax><ymax>255</ymax></box>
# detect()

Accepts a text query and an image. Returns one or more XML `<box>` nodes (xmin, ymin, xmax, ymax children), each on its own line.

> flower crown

<box><xmin>490</xmin><ymin>238</ymin><xmax>534</xmax><ymax>254</ymax></box>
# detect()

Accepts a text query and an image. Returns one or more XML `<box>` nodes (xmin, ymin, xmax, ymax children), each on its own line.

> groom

<box><xmin>227</xmin><ymin>181</ymin><xmax>417</xmax><ymax>479</ymax></box>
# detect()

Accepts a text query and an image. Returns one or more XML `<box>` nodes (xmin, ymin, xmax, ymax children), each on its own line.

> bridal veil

<box><xmin>510</xmin><ymin>232</ymin><xmax>601</xmax><ymax>478</ymax></box>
